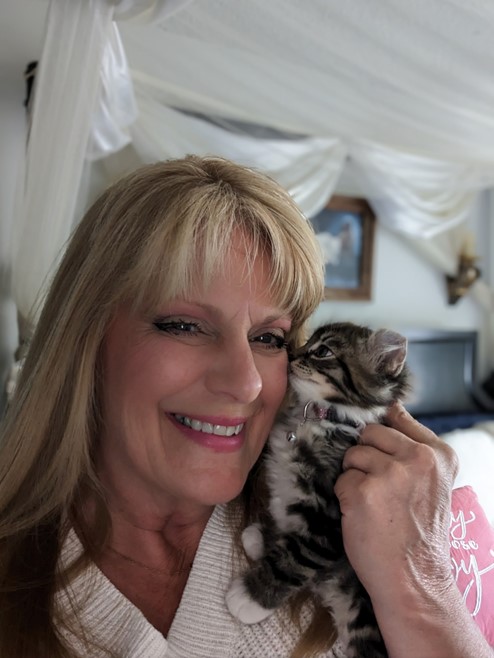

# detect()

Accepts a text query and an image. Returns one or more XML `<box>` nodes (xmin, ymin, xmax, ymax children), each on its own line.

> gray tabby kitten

<box><xmin>226</xmin><ymin>322</ymin><xmax>410</xmax><ymax>658</ymax></box>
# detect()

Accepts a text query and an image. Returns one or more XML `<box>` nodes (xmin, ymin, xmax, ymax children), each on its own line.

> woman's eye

<box><xmin>153</xmin><ymin>319</ymin><xmax>202</xmax><ymax>335</ymax></box>
<box><xmin>252</xmin><ymin>332</ymin><xmax>287</xmax><ymax>351</ymax></box>
<box><xmin>313</xmin><ymin>345</ymin><xmax>333</xmax><ymax>358</ymax></box>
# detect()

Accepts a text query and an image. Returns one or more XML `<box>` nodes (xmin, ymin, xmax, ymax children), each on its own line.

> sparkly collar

<box><xmin>301</xmin><ymin>400</ymin><xmax>362</xmax><ymax>429</ymax></box>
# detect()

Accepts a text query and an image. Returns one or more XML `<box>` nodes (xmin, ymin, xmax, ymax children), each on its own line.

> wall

<box><xmin>0</xmin><ymin>0</ymin><xmax>48</xmax><ymax>414</ymax></box>
<box><xmin>0</xmin><ymin>85</ymin><xmax>25</xmax><ymax>414</ymax></box>
<box><xmin>313</xmin><ymin>221</ymin><xmax>482</xmax><ymax>331</ymax></box>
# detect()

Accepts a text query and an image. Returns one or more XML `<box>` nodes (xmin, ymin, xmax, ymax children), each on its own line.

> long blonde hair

<box><xmin>0</xmin><ymin>156</ymin><xmax>326</xmax><ymax>657</ymax></box>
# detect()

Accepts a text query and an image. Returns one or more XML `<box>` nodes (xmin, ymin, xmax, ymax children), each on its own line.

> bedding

<box><xmin>402</xmin><ymin>329</ymin><xmax>494</xmax><ymax>527</ymax></box>
<box><xmin>414</xmin><ymin>412</ymin><xmax>494</xmax><ymax>435</ymax></box>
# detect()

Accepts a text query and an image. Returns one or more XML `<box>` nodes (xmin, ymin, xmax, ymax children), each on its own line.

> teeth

<box><xmin>174</xmin><ymin>415</ymin><xmax>244</xmax><ymax>436</ymax></box>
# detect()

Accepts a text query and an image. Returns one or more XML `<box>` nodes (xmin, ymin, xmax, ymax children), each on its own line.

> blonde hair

<box><xmin>0</xmin><ymin>156</ymin><xmax>326</xmax><ymax>657</ymax></box>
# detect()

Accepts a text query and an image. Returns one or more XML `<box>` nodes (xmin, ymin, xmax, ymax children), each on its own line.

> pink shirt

<box><xmin>450</xmin><ymin>486</ymin><xmax>494</xmax><ymax>646</ymax></box>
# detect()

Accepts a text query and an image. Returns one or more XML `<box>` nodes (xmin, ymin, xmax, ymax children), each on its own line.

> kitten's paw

<box><xmin>241</xmin><ymin>523</ymin><xmax>264</xmax><ymax>560</ymax></box>
<box><xmin>225</xmin><ymin>577</ymin><xmax>275</xmax><ymax>624</ymax></box>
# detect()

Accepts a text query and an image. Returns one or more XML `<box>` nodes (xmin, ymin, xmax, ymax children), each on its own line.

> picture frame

<box><xmin>310</xmin><ymin>195</ymin><xmax>376</xmax><ymax>301</ymax></box>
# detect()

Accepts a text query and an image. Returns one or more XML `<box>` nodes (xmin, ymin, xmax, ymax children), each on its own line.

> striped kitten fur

<box><xmin>226</xmin><ymin>322</ymin><xmax>410</xmax><ymax>658</ymax></box>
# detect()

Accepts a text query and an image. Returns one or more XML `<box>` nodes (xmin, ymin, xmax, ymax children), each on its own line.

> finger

<box><xmin>384</xmin><ymin>403</ymin><xmax>460</xmax><ymax>479</ymax></box>
<box><xmin>342</xmin><ymin>443</ymin><xmax>393</xmax><ymax>475</ymax></box>
<box><xmin>359</xmin><ymin>404</ymin><xmax>440</xmax><ymax>456</ymax></box>
<box><xmin>359</xmin><ymin>422</ymin><xmax>410</xmax><ymax>455</ymax></box>
<box><xmin>385</xmin><ymin>402</ymin><xmax>441</xmax><ymax>446</ymax></box>
<box><xmin>334</xmin><ymin>468</ymin><xmax>366</xmax><ymax>507</ymax></box>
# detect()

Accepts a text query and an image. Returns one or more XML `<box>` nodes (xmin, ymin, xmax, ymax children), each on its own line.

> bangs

<box><xmin>123</xmin><ymin>210</ymin><xmax>323</xmax><ymax>344</ymax></box>
<box><xmin>110</xmin><ymin>165</ymin><xmax>323</xmax><ymax>343</ymax></box>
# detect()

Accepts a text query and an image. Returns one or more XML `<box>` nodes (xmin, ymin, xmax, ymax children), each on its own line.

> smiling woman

<box><xmin>0</xmin><ymin>156</ymin><xmax>326</xmax><ymax>657</ymax></box>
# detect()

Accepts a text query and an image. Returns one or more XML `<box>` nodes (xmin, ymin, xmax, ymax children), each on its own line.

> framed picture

<box><xmin>310</xmin><ymin>195</ymin><xmax>376</xmax><ymax>301</ymax></box>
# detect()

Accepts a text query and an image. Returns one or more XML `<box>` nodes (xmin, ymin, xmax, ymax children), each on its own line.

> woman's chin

<box><xmin>190</xmin><ymin>472</ymin><xmax>247</xmax><ymax>508</ymax></box>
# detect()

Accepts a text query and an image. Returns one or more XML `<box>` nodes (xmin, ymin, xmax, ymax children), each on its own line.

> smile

<box><xmin>173</xmin><ymin>415</ymin><xmax>244</xmax><ymax>436</ymax></box>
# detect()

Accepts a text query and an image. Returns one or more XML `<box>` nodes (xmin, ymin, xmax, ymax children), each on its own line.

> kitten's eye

<box><xmin>153</xmin><ymin>319</ymin><xmax>203</xmax><ymax>336</ymax></box>
<box><xmin>251</xmin><ymin>332</ymin><xmax>287</xmax><ymax>351</ymax></box>
<box><xmin>313</xmin><ymin>345</ymin><xmax>333</xmax><ymax>358</ymax></box>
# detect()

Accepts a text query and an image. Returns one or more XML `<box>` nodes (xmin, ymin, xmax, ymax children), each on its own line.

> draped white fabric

<box><xmin>116</xmin><ymin>0</ymin><xmax>494</xmax><ymax>160</ymax></box>
<box><xmin>10</xmin><ymin>0</ymin><xmax>494</xmax><ymax>326</ymax></box>
<box><xmin>11</xmin><ymin>0</ymin><xmax>115</xmax><ymax>321</ymax></box>
<box><xmin>114</xmin><ymin>0</ymin><xmax>194</xmax><ymax>23</ymax></box>
<box><xmin>348</xmin><ymin>142</ymin><xmax>494</xmax><ymax>238</ymax></box>
<box><xmin>127</xmin><ymin>92</ymin><xmax>348</xmax><ymax>219</ymax></box>
<box><xmin>86</xmin><ymin>24</ymin><xmax>137</xmax><ymax>161</ymax></box>
<box><xmin>11</xmin><ymin>0</ymin><xmax>192</xmax><ymax>322</ymax></box>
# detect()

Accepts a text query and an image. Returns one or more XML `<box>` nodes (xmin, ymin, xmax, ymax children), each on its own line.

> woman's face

<box><xmin>98</xmin><ymin>246</ymin><xmax>292</xmax><ymax>516</ymax></box>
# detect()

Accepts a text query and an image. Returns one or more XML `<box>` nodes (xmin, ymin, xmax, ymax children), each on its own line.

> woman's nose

<box><xmin>206</xmin><ymin>341</ymin><xmax>262</xmax><ymax>403</ymax></box>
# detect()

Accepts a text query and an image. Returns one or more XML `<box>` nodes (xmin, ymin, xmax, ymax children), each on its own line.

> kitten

<box><xmin>226</xmin><ymin>322</ymin><xmax>410</xmax><ymax>658</ymax></box>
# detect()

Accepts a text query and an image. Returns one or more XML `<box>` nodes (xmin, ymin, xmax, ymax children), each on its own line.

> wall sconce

<box><xmin>446</xmin><ymin>232</ymin><xmax>481</xmax><ymax>305</ymax></box>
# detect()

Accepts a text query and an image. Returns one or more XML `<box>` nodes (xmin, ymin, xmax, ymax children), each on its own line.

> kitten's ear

<box><xmin>372</xmin><ymin>329</ymin><xmax>408</xmax><ymax>377</ymax></box>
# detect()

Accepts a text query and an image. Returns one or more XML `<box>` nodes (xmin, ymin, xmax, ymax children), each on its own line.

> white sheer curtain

<box><xmin>12</xmin><ymin>0</ymin><xmax>115</xmax><ymax>325</ymax></box>
<box><xmin>10</xmin><ymin>0</ymin><xmax>189</xmax><ymax>326</ymax></box>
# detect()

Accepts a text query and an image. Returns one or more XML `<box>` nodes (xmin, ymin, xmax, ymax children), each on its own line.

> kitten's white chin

<box><xmin>290</xmin><ymin>375</ymin><xmax>336</xmax><ymax>403</ymax></box>
<box><xmin>290</xmin><ymin>376</ymin><xmax>314</xmax><ymax>400</ymax></box>
<box><xmin>225</xmin><ymin>577</ymin><xmax>275</xmax><ymax>624</ymax></box>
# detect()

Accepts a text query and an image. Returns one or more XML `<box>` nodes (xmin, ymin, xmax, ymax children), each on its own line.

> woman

<box><xmin>0</xmin><ymin>156</ymin><xmax>490</xmax><ymax>657</ymax></box>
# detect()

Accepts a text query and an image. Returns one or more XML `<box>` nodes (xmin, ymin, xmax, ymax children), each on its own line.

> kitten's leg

<box><xmin>226</xmin><ymin>541</ymin><xmax>308</xmax><ymax>624</ymax></box>
<box><xmin>317</xmin><ymin>569</ymin><xmax>388</xmax><ymax>658</ymax></box>
<box><xmin>241</xmin><ymin>523</ymin><xmax>264</xmax><ymax>561</ymax></box>
<box><xmin>225</xmin><ymin>575</ymin><xmax>274</xmax><ymax>624</ymax></box>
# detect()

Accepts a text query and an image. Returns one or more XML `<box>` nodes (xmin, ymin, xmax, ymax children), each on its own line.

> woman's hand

<box><xmin>334</xmin><ymin>403</ymin><xmax>492</xmax><ymax>658</ymax></box>
<box><xmin>334</xmin><ymin>402</ymin><xmax>457</xmax><ymax>603</ymax></box>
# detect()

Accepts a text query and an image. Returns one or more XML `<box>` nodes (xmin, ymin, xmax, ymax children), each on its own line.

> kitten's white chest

<box><xmin>265</xmin><ymin>420</ymin><xmax>325</xmax><ymax>533</ymax></box>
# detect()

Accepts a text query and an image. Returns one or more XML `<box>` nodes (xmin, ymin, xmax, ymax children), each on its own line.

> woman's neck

<box><xmin>76</xmin><ymin>480</ymin><xmax>217</xmax><ymax>637</ymax></box>
<box><xmin>104</xmin><ymin>502</ymin><xmax>213</xmax><ymax>574</ymax></box>
<box><xmin>94</xmin><ymin>506</ymin><xmax>213</xmax><ymax>638</ymax></box>
<box><xmin>79</xmin><ymin>476</ymin><xmax>215</xmax><ymax>575</ymax></box>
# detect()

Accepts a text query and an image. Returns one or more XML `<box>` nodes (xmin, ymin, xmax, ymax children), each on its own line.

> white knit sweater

<box><xmin>57</xmin><ymin>504</ymin><xmax>345</xmax><ymax>657</ymax></box>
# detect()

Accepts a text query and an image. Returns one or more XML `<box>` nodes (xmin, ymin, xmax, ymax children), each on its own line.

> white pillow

<box><xmin>440</xmin><ymin>425</ymin><xmax>494</xmax><ymax>527</ymax></box>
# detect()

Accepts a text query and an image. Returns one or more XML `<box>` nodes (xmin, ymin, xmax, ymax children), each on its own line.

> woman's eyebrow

<box><xmin>179</xmin><ymin>301</ymin><xmax>291</xmax><ymax>326</ymax></box>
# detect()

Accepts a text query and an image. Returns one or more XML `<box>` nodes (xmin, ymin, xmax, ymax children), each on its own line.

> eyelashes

<box><xmin>152</xmin><ymin>319</ymin><xmax>202</xmax><ymax>336</ymax></box>
<box><xmin>253</xmin><ymin>333</ymin><xmax>288</xmax><ymax>351</ymax></box>
<box><xmin>152</xmin><ymin>317</ymin><xmax>288</xmax><ymax>352</ymax></box>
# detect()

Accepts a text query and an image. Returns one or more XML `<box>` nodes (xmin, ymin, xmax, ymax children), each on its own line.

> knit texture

<box><xmin>57</xmin><ymin>504</ymin><xmax>345</xmax><ymax>657</ymax></box>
